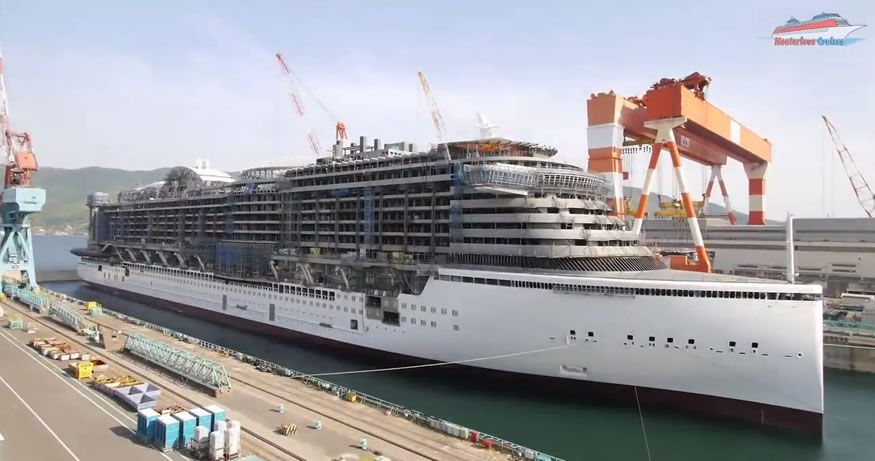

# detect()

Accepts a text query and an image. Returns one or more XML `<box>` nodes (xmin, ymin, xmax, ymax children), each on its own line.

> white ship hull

<box><xmin>78</xmin><ymin>260</ymin><xmax>824</xmax><ymax>433</ymax></box>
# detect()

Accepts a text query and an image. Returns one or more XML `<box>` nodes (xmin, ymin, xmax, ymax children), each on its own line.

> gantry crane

<box><xmin>587</xmin><ymin>72</ymin><xmax>773</xmax><ymax>273</ymax></box>
<box><xmin>275</xmin><ymin>53</ymin><xmax>347</xmax><ymax>157</ymax></box>
<box><xmin>0</xmin><ymin>46</ymin><xmax>45</xmax><ymax>287</ymax></box>
<box><xmin>822</xmin><ymin>115</ymin><xmax>875</xmax><ymax>217</ymax></box>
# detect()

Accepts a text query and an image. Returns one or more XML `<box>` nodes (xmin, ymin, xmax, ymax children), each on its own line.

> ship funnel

<box><xmin>476</xmin><ymin>112</ymin><xmax>501</xmax><ymax>139</ymax></box>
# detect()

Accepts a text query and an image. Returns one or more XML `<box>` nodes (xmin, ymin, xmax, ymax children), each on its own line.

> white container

<box><xmin>208</xmin><ymin>431</ymin><xmax>225</xmax><ymax>461</ymax></box>
<box><xmin>214</xmin><ymin>420</ymin><xmax>227</xmax><ymax>435</ymax></box>
<box><xmin>209</xmin><ymin>430</ymin><xmax>224</xmax><ymax>448</ymax></box>
<box><xmin>194</xmin><ymin>425</ymin><xmax>209</xmax><ymax>444</ymax></box>
<box><xmin>224</xmin><ymin>425</ymin><xmax>240</xmax><ymax>456</ymax></box>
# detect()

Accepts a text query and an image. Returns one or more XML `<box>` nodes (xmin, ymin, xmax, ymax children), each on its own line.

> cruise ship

<box><xmin>73</xmin><ymin>136</ymin><xmax>824</xmax><ymax>434</ymax></box>
<box><xmin>772</xmin><ymin>12</ymin><xmax>865</xmax><ymax>39</ymax></box>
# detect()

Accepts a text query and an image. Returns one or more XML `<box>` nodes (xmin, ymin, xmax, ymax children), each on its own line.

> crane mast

<box><xmin>0</xmin><ymin>45</ymin><xmax>45</xmax><ymax>288</ymax></box>
<box><xmin>822</xmin><ymin>115</ymin><xmax>875</xmax><ymax>217</ymax></box>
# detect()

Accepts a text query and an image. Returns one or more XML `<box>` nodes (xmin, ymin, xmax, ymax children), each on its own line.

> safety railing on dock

<box><xmin>124</xmin><ymin>333</ymin><xmax>232</xmax><ymax>394</ymax></box>
<box><xmin>20</xmin><ymin>284</ymin><xmax>563</xmax><ymax>461</ymax></box>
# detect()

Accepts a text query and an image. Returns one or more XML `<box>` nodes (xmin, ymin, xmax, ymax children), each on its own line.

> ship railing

<box><xmin>28</xmin><ymin>284</ymin><xmax>564</xmax><ymax>461</ymax></box>
<box><xmin>824</xmin><ymin>320</ymin><xmax>875</xmax><ymax>332</ymax></box>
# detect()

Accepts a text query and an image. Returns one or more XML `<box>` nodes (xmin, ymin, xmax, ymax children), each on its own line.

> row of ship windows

<box><xmin>571</xmin><ymin>330</ymin><xmax>796</xmax><ymax>356</ymax></box>
<box><xmin>106</xmin><ymin>265</ymin><xmax>341</xmax><ymax>302</ymax></box>
<box><xmin>400</xmin><ymin>303</ymin><xmax>459</xmax><ymax>317</ymax></box>
<box><xmin>435</xmin><ymin>274</ymin><xmax>814</xmax><ymax>301</ymax></box>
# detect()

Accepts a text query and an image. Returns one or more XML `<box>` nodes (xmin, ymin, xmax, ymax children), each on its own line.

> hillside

<box><xmin>623</xmin><ymin>186</ymin><xmax>751</xmax><ymax>223</ymax></box>
<box><xmin>30</xmin><ymin>166</ymin><xmax>170</xmax><ymax>231</ymax></box>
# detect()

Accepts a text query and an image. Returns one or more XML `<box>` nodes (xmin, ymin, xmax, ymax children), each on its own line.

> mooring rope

<box><xmin>297</xmin><ymin>343</ymin><xmax>577</xmax><ymax>378</ymax></box>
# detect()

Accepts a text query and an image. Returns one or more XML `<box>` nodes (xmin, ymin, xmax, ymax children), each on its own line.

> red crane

<box><xmin>275</xmin><ymin>53</ymin><xmax>348</xmax><ymax>157</ymax></box>
<box><xmin>0</xmin><ymin>46</ymin><xmax>38</xmax><ymax>188</ymax></box>
<box><xmin>822</xmin><ymin>115</ymin><xmax>875</xmax><ymax>217</ymax></box>
<box><xmin>416</xmin><ymin>71</ymin><xmax>448</xmax><ymax>144</ymax></box>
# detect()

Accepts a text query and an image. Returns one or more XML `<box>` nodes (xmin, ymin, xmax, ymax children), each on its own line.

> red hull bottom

<box><xmin>86</xmin><ymin>282</ymin><xmax>824</xmax><ymax>438</ymax></box>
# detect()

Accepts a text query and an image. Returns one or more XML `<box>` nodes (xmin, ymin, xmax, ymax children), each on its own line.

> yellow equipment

<box><xmin>72</xmin><ymin>361</ymin><xmax>93</xmax><ymax>380</ymax></box>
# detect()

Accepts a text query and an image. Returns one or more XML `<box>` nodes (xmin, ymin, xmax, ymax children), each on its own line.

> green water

<box><xmin>36</xmin><ymin>236</ymin><xmax>875</xmax><ymax>461</ymax></box>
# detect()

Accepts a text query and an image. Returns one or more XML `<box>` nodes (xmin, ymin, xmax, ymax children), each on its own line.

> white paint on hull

<box><xmin>77</xmin><ymin>261</ymin><xmax>824</xmax><ymax>416</ymax></box>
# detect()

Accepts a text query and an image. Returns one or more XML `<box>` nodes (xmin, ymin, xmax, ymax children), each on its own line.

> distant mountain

<box><xmin>30</xmin><ymin>166</ymin><xmax>170</xmax><ymax>230</ymax></box>
<box><xmin>623</xmin><ymin>186</ymin><xmax>782</xmax><ymax>224</ymax></box>
<box><xmin>623</xmin><ymin>186</ymin><xmax>746</xmax><ymax>222</ymax></box>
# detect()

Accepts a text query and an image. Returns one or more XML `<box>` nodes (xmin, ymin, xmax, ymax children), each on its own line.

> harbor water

<box><xmin>35</xmin><ymin>236</ymin><xmax>875</xmax><ymax>461</ymax></box>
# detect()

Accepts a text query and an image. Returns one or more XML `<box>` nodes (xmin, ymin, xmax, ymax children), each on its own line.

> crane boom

<box><xmin>276</xmin><ymin>53</ymin><xmax>322</xmax><ymax>157</ymax></box>
<box><xmin>416</xmin><ymin>71</ymin><xmax>448</xmax><ymax>143</ymax></box>
<box><xmin>822</xmin><ymin>115</ymin><xmax>875</xmax><ymax>217</ymax></box>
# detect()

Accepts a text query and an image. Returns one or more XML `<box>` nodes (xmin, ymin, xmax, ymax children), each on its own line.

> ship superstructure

<box><xmin>74</xmin><ymin>136</ymin><xmax>824</xmax><ymax>434</ymax></box>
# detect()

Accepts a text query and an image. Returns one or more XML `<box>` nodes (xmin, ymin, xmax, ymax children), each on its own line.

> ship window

<box><xmin>420</xmin><ymin>320</ymin><xmax>426</xmax><ymax>326</ymax></box>
<box><xmin>350</xmin><ymin>319</ymin><xmax>358</xmax><ymax>330</ymax></box>
<box><xmin>411</xmin><ymin>304</ymin><xmax>416</xmax><ymax>310</ymax></box>
<box><xmin>462</xmin><ymin>277</ymin><xmax>473</xmax><ymax>283</ymax></box>
<box><xmin>410</xmin><ymin>317</ymin><xmax>416</xmax><ymax>324</ymax></box>
<box><xmin>648</xmin><ymin>336</ymin><xmax>655</xmax><ymax>342</ymax></box>
<box><xmin>431</xmin><ymin>307</ymin><xmax>436</xmax><ymax>313</ymax></box>
<box><xmin>401</xmin><ymin>316</ymin><xmax>407</xmax><ymax>322</ymax></box>
<box><xmin>430</xmin><ymin>321</ymin><xmax>437</xmax><ymax>327</ymax></box>
<box><xmin>382</xmin><ymin>311</ymin><xmax>399</xmax><ymax>326</ymax></box>
<box><xmin>451</xmin><ymin>276</ymin><xmax>462</xmax><ymax>282</ymax></box>
<box><xmin>729</xmin><ymin>341</ymin><xmax>736</xmax><ymax>347</ymax></box>
<box><xmin>570</xmin><ymin>330</ymin><xmax>576</xmax><ymax>336</ymax></box>
<box><xmin>474</xmin><ymin>278</ymin><xmax>485</xmax><ymax>284</ymax></box>
<box><xmin>420</xmin><ymin>306</ymin><xmax>426</xmax><ymax>312</ymax></box>
<box><xmin>588</xmin><ymin>331</ymin><xmax>594</xmax><ymax>337</ymax></box>
<box><xmin>627</xmin><ymin>335</ymin><xmax>634</xmax><ymax>340</ymax></box>
<box><xmin>401</xmin><ymin>303</ymin><xmax>407</xmax><ymax>309</ymax></box>
<box><xmin>441</xmin><ymin>308</ymin><xmax>447</xmax><ymax>315</ymax></box>
<box><xmin>453</xmin><ymin>324</ymin><xmax>460</xmax><ymax>331</ymax></box>
<box><xmin>667</xmin><ymin>337</ymin><xmax>674</xmax><ymax>343</ymax></box>
<box><xmin>688</xmin><ymin>339</ymin><xmax>695</xmax><ymax>345</ymax></box>
<box><xmin>752</xmin><ymin>342</ymin><xmax>759</xmax><ymax>348</ymax></box>
<box><xmin>452</xmin><ymin>310</ymin><xmax>458</xmax><ymax>317</ymax></box>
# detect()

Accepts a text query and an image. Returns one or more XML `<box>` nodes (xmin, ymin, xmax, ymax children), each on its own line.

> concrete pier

<box><xmin>0</xmin><ymin>297</ymin><xmax>523</xmax><ymax>461</ymax></box>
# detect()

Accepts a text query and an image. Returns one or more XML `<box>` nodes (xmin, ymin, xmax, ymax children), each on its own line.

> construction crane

<box><xmin>275</xmin><ymin>53</ymin><xmax>348</xmax><ymax>157</ymax></box>
<box><xmin>0</xmin><ymin>46</ymin><xmax>45</xmax><ymax>287</ymax></box>
<box><xmin>416</xmin><ymin>71</ymin><xmax>448</xmax><ymax>144</ymax></box>
<box><xmin>822</xmin><ymin>115</ymin><xmax>875</xmax><ymax>217</ymax></box>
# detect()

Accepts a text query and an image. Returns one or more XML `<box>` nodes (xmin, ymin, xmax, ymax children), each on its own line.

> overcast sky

<box><xmin>1</xmin><ymin>0</ymin><xmax>873</xmax><ymax>218</ymax></box>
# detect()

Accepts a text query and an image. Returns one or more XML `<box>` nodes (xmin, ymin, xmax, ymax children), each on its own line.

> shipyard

<box><xmin>1</xmin><ymin>3</ymin><xmax>874</xmax><ymax>461</ymax></box>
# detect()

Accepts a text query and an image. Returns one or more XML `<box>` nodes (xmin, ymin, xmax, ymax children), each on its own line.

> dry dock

<box><xmin>0</xmin><ymin>291</ymin><xmax>537</xmax><ymax>461</ymax></box>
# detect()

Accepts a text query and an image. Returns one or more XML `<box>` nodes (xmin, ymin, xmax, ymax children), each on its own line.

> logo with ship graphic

<box><xmin>772</xmin><ymin>12</ymin><xmax>865</xmax><ymax>46</ymax></box>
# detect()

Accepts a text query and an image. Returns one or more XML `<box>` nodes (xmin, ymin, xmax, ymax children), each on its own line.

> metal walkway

<box><xmin>124</xmin><ymin>333</ymin><xmax>232</xmax><ymax>394</ymax></box>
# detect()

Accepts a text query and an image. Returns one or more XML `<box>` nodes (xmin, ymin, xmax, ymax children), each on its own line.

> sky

<box><xmin>1</xmin><ymin>0</ymin><xmax>873</xmax><ymax>218</ymax></box>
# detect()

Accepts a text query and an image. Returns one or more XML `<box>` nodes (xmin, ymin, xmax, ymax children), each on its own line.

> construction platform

<box><xmin>0</xmin><ymin>297</ymin><xmax>520</xmax><ymax>461</ymax></box>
